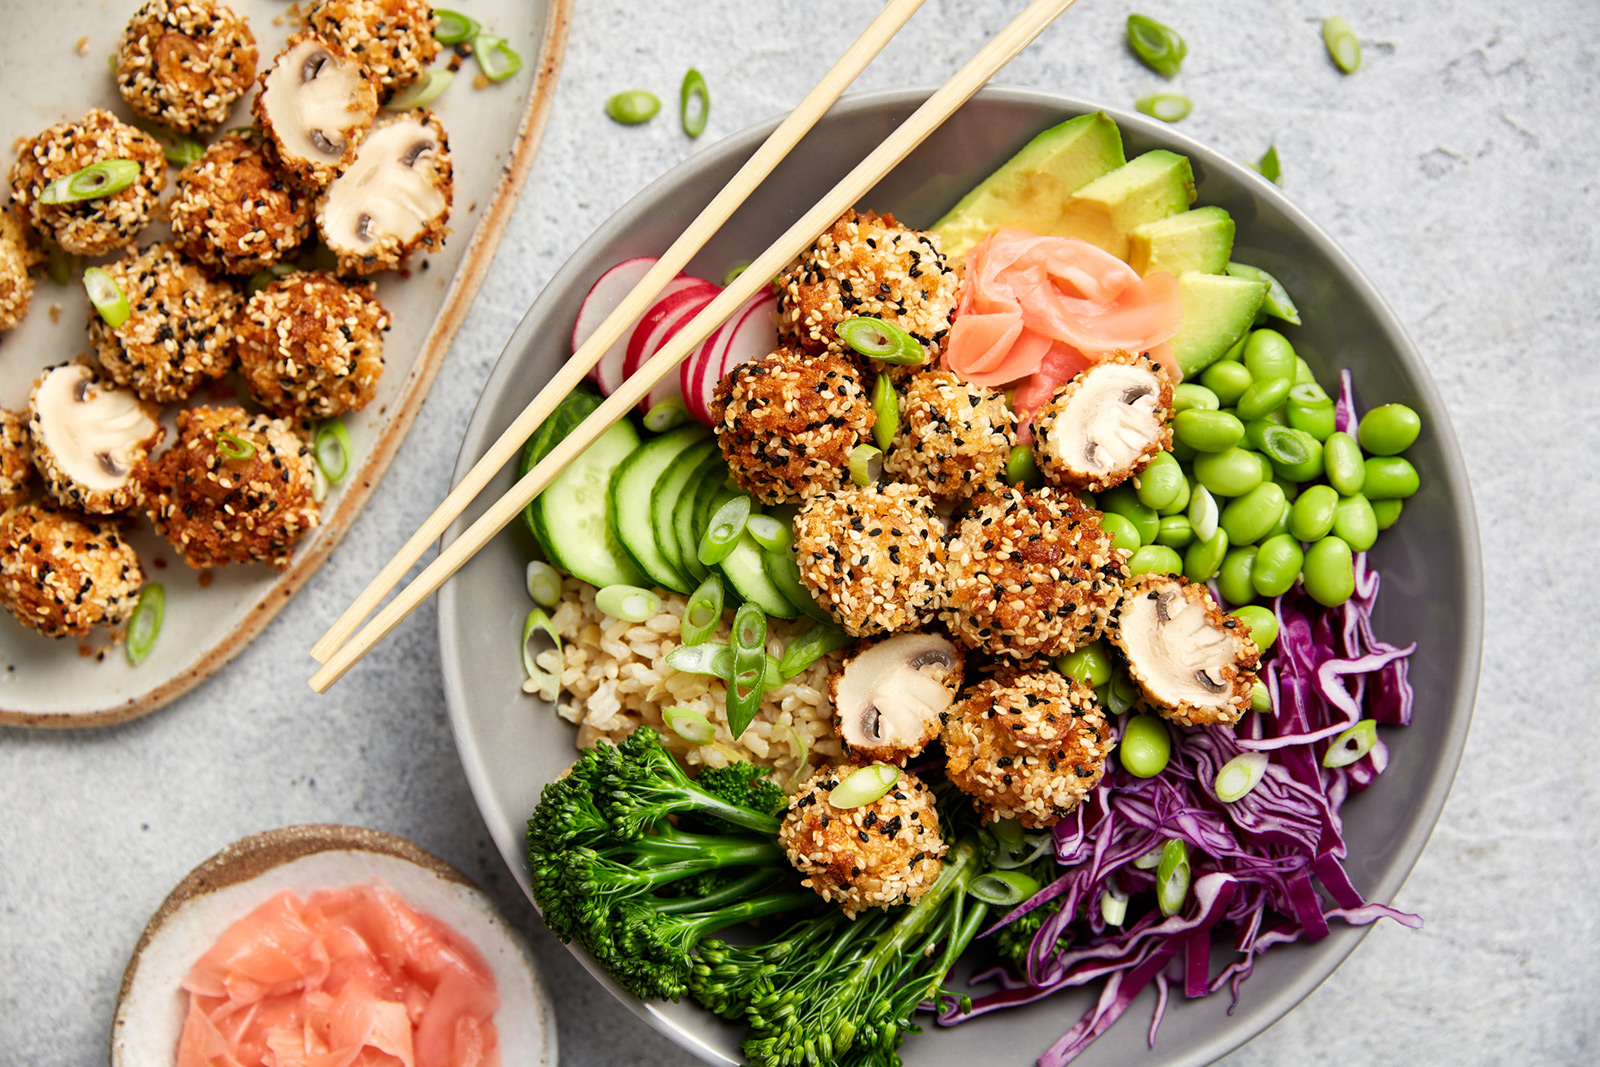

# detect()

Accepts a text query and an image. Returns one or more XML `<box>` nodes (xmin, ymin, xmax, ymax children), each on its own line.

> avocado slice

<box><xmin>1054</xmin><ymin>150</ymin><xmax>1197</xmax><ymax>261</ymax></box>
<box><xmin>930</xmin><ymin>112</ymin><xmax>1125</xmax><ymax>260</ymax></box>
<box><xmin>1128</xmin><ymin>206</ymin><xmax>1235</xmax><ymax>277</ymax></box>
<box><xmin>1170</xmin><ymin>272</ymin><xmax>1270</xmax><ymax>378</ymax></box>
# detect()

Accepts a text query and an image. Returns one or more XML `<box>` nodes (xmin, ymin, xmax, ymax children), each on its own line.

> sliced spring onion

<box><xmin>1132</xmin><ymin>844</ymin><xmax>1165</xmax><ymax>870</ymax></box>
<box><xmin>828</xmin><ymin>763</ymin><xmax>900</xmax><ymax>809</ymax></box>
<box><xmin>314</xmin><ymin>418</ymin><xmax>351</xmax><ymax>484</ymax></box>
<box><xmin>680</xmin><ymin>573</ymin><xmax>725</xmax><ymax>646</ymax></box>
<box><xmin>433</xmin><ymin>9</ymin><xmax>481</xmax><ymax>44</ymax></box>
<box><xmin>663</xmin><ymin>706</ymin><xmax>716</xmax><ymax>745</ymax></box>
<box><xmin>643</xmin><ymin>397</ymin><xmax>689</xmax><ymax>433</ymax></box>
<box><xmin>849</xmin><ymin>443</ymin><xmax>882</xmax><ymax>487</ymax></box>
<box><xmin>1126</xmin><ymin>13</ymin><xmax>1187</xmax><ymax>77</ymax></box>
<box><xmin>1251</xmin><ymin>145</ymin><xmax>1283</xmax><ymax>185</ymax></box>
<box><xmin>835</xmin><ymin>316</ymin><xmax>926</xmax><ymax>365</ymax></box>
<box><xmin>721</xmin><ymin>261</ymin><xmax>749</xmax><ymax>286</ymax></box>
<box><xmin>248</xmin><ymin>263</ymin><xmax>297</xmax><ymax>293</ymax></box>
<box><xmin>680</xmin><ymin>68</ymin><xmax>709</xmax><ymax>138</ymax></box>
<box><xmin>1214</xmin><ymin>751</ymin><xmax>1270</xmax><ymax>802</ymax></box>
<box><xmin>698</xmin><ymin>495</ymin><xmax>751</xmax><ymax>565</ymax></box>
<box><xmin>989</xmin><ymin>816</ymin><xmax>1025</xmax><ymax>851</ymax></box>
<box><xmin>1136</xmin><ymin>93</ymin><xmax>1193</xmax><ymax>123</ymax></box>
<box><xmin>525</xmin><ymin>560</ymin><xmax>562</xmax><ymax>607</ymax></box>
<box><xmin>726</xmin><ymin>603</ymin><xmax>767</xmax><ymax>738</ymax></box>
<box><xmin>133</xmin><ymin>121</ymin><xmax>204</xmax><ymax>167</ymax></box>
<box><xmin>1099</xmin><ymin>885</ymin><xmax>1129</xmax><ymax>926</ymax></box>
<box><xmin>474</xmin><ymin>34</ymin><xmax>523</xmax><ymax>82</ymax></box>
<box><xmin>745</xmin><ymin>514</ymin><xmax>790</xmax><ymax>553</ymax></box>
<box><xmin>1228</xmin><ymin>262</ymin><xmax>1302</xmax><ymax>326</ymax></box>
<box><xmin>1156</xmin><ymin>838</ymin><xmax>1191</xmax><ymax>916</ymax></box>
<box><xmin>871</xmin><ymin>373</ymin><xmax>898</xmax><ymax>452</ymax></box>
<box><xmin>125</xmin><ymin>583</ymin><xmax>165</xmax><ymax>666</ymax></box>
<box><xmin>386</xmin><ymin>70</ymin><xmax>454</xmax><ymax>110</ymax></box>
<box><xmin>595</xmin><ymin>583</ymin><xmax>662</xmax><ymax>622</ymax></box>
<box><xmin>1322</xmin><ymin>16</ymin><xmax>1362</xmax><ymax>73</ymax></box>
<box><xmin>215</xmin><ymin>431</ymin><xmax>256</xmax><ymax>461</ymax></box>
<box><xmin>776</xmin><ymin>619</ymin><xmax>851</xmax><ymax>678</ymax></box>
<box><xmin>1258</xmin><ymin>424</ymin><xmax>1313</xmax><ymax>467</ymax></box>
<box><xmin>1323</xmin><ymin>719</ymin><xmax>1378</xmax><ymax>768</ymax></box>
<box><xmin>606</xmin><ymin>89</ymin><xmax>660</xmax><ymax>125</ymax></box>
<box><xmin>989</xmin><ymin>830</ymin><xmax>1055</xmax><ymax>871</ymax></box>
<box><xmin>1005</xmin><ymin>444</ymin><xmax>1041</xmax><ymax>487</ymax></box>
<box><xmin>82</xmin><ymin>268</ymin><xmax>130</xmax><ymax>328</ymax></box>
<box><xmin>1250</xmin><ymin>681</ymin><xmax>1272</xmax><ymax>714</ymax></box>
<box><xmin>1188</xmin><ymin>484</ymin><xmax>1219</xmax><ymax>542</ymax></box>
<box><xmin>521</xmin><ymin>606</ymin><xmax>562</xmax><ymax>701</ymax></box>
<box><xmin>312</xmin><ymin>465</ymin><xmax>330</xmax><ymax>504</ymax></box>
<box><xmin>44</xmin><ymin>241</ymin><xmax>77</xmax><ymax>287</ymax></box>
<box><xmin>782</xmin><ymin>723</ymin><xmax>811</xmax><ymax>792</ymax></box>
<box><xmin>970</xmin><ymin>870</ymin><xmax>1043</xmax><ymax>907</ymax></box>
<box><xmin>39</xmin><ymin>159</ymin><xmax>141</xmax><ymax>204</ymax></box>
<box><xmin>665</xmin><ymin>642</ymin><xmax>724</xmax><ymax>676</ymax></box>
<box><xmin>1288</xmin><ymin>382</ymin><xmax>1330</xmax><ymax>406</ymax></box>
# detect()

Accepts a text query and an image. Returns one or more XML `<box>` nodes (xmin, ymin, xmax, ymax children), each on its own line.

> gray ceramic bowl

<box><xmin>439</xmin><ymin>88</ymin><xmax>1482</xmax><ymax>1067</ymax></box>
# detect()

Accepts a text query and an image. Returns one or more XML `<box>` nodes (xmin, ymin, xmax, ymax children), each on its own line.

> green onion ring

<box><xmin>970</xmin><ymin>870</ymin><xmax>1044</xmax><ymax>907</ymax></box>
<box><xmin>1136</xmin><ymin>93</ymin><xmax>1193</xmax><ymax>124</ymax></box>
<box><xmin>643</xmin><ymin>397</ymin><xmax>689</xmax><ymax>433</ymax></box>
<box><xmin>782</xmin><ymin>723</ymin><xmax>810</xmax><ymax>791</ymax></box>
<box><xmin>1258</xmin><ymin>424</ymin><xmax>1313</xmax><ymax>467</ymax></box>
<box><xmin>525</xmin><ymin>560</ymin><xmax>562</xmax><ymax>608</ymax></box>
<box><xmin>1099</xmin><ymin>885</ymin><xmax>1129</xmax><ymax>926</ymax></box>
<box><xmin>125</xmin><ymin>583</ymin><xmax>165</xmax><ymax>666</ymax></box>
<box><xmin>849</xmin><ymin>443</ymin><xmax>882</xmax><ymax>487</ymax></box>
<box><xmin>744</xmin><ymin>514</ymin><xmax>790</xmax><ymax>553</ymax></box>
<box><xmin>834</xmin><ymin>316</ymin><xmax>926</xmax><ymax>366</ymax></box>
<box><xmin>312</xmin><ymin>465</ymin><xmax>330</xmax><ymax>504</ymax></box>
<box><xmin>386</xmin><ymin>70</ymin><xmax>454</xmax><ymax>110</ymax></box>
<box><xmin>134</xmin><ymin>120</ymin><xmax>205</xmax><ymax>168</ymax></box>
<box><xmin>1125</xmin><ymin>14</ymin><xmax>1187</xmax><ymax>78</ymax></box>
<box><xmin>988</xmin><ymin>831</ymin><xmax>1054</xmax><ymax>870</ymax></box>
<box><xmin>680</xmin><ymin>68</ymin><xmax>709</xmax><ymax>138</ymax></box>
<box><xmin>1322</xmin><ymin>16</ymin><xmax>1362</xmax><ymax>74</ymax></box>
<box><xmin>433</xmin><ymin>9</ymin><xmax>480</xmax><ymax>44</ymax></box>
<box><xmin>1132</xmin><ymin>844</ymin><xmax>1165</xmax><ymax>870</ymax></box>
<box><xmin>521</xmin><ymin>606</ymin><xmax>562</xmax><ymax>700</ymax></box>
<box><xmin>1156</xmin><ymin>838</ymin><xmax>1191</xmax><ymax>916</ymax></box>
<box><xmin>595</xmin><ymin>583</ymin><xmax>662</xmax><ymax>623</ymax></box>
<box><xmin>474</xmin><ymin>34</ymin><xmax>523</xmax><ymax>82</ymax></box>
<box><xmin>39</xmin><ymin>159</ymin><xmax>141</xmax><ymax>205</ymax></box>
<box><xmin>1323</xmin><ymin>719</ymin><xmax>1378</xmax><ymax>768</ymax></box>
<box><xmin>1188</xmin><ymin>484</ymin><xmax>1219</xmax><ymax>541</ymax></box>
<box><xmin>82</xmin><ymin>268</ymin><xmax>130</xmax><ymax>329</ymax></box>
<box><xmin>776</xmin><ymin>619</ymin><xmax>851</xmax><ymax>678</ymax></box>
<box><xmin>1288</xmin><ymin>382</ymin><xmax>1331</xmax><ymax>406</ymax></box>
<box><xmin>663</xmin><ymin>706</ymin><xmax>716</xmax><ymax>745</ymax></box>
<box><xmin>1213</xmin><ymin>751</ymin><xmax>1270</xmax><ymax>802</ymax></box>
<box><xmin>720</xmin><ymin>261</ymin><xmax>749</xmax><ymax>286</ymax></box>
<box><xmin>828</xmin><ymin>763</ymin><xmax>900</xmax><ymax>809</ymax></box>
<box><xmin>698</xmin><ymin>495</ymin><xmax>750</xmax><ymax>566</ymax></box>
<box><xmin>248</xmin><ymin>263</ymin><xmax>298</xmax><ymax>293</ymax></box>
<box><xmin>726</xmin><ymin>602</ymin><xmax>767</xmax><ymax>738</ymax></box>
<box><xmin>665</xmin><ymin>642</ymin><xmax>725</xmax><ymax>676</ymax></box>
<box><xmin>314</xmin><ymin>417</ymin><xmax>351</xmax><ymax>484</ymax></box>
<box><xmin>870</xmin><ymin>373</ymin><xmax>899</xmax><ymax>452</ymax></box>
<box><xmin>1250</xmin><ymin>682</ymin><xmax>1272</xmax><ymax>714</ymax></box>
<box><xmin>680</xmin><ymin>573</ymin><xmax>725</xmax><ymax>646</ymax></box>
<box><xmin>215</xmin><ymin>431</ymin><xmax>256</xmax><ymax>461</ymax></box>
<box><xmin>605</xmin><ymin>89</ymin><xmax>659</xmax><ymax>125</ymax></box>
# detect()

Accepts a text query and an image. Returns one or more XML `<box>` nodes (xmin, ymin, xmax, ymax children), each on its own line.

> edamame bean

<box><xmin>1156</xmin><ymin>514</ymin><xmax>1194</xmax><ymax>547</ymax></box>
<box><xmin>1217</xmin><ymin>545</ymin><xmax>1259</xmax><ymax>606</ymax></box>
<box><xmin>1332</xmin><ymin>493</ymin><xmax>1378</xmax><ymax>551</ymax></box>
<box><xmin>1100</xmin><ymin>512</ymin><xmax>1142</xmax><ymax>553</ymax></box>
<box><xmin>1173</xmin><ymin>383</ymin><xmax>1221</xmax><ymax>413</ymax></box>
<box><xmin>1128</xmin><ymin>544</ymin><xmax>1184</xmax><ymax>576</ymax></box>
<box><xmin>1254</xmin><ymin>450</ymin><xmax>1276</xmax><ymax>484</ymax></box>
<box><xmin>1157</xmin><ymin>472</ymin><xmax>1192</xmax><ymax>516</ymax></box>
<box><xmin>1220</xmin><ymin>483</ymin><xmax>1287</xmax><ymax>546</ymax></box>
<box><xmin>1236</xmin><ymin>376</ymin><xmax>1293</xmax><ymax>421</ymax></box>
<box><xmin>1135</xmin><ymin>451</ymin><xmax>1186</xmax><ymax>511</ymax></box>
<box><xmin>1200</xmin><ymin>360</ymin><xmax>1253</xmax><ymax>407</ymax></box>
<box><xmin>1270</xmin><ymin>429</ymin><xmax>1323</xmax><ymax>483</ymax></box>
<box><xmin>1193</xmin><ymin>447</ymin><xmax>1264</xmax><ymax>497</ymax></box>
<box><xmin>1183</xmin><ymin>528</ymin><xmax>1228</xmax><ymax>582</ymax></box>
<box><xmin>1363</xmin><ymin>456</ymin><xmax>1420</xmax><ymax>499</ymax></box>
<box><xmin>1372</xmin><ymin>498</ymin><xmax>1403</xmax><ymax>530</ymax></box>
<box><xmin>1303</xmin><ymin>535</ymin><xmax>1356</xmax><ymax>606</ymax></box>
<box><xmin>1243</xmin><ymin>329</ymin><xmax>1297</xmax><ymax>382</ymax></box>
<box><xmin>1100</xmin><ymin>485</ymin><xmax>1160</xmax><ymax>543</ymax></box>
<box><xmin>1288</xmin><ymin>484</ymin><xmax>1339</xmax><ymax>541</ymax></box>
<box><xmin>1057</xmin><ymin>641</ymin><xmax>1112</xmax><ymax>687</ymax></box>
<box><xmin>1323</xmin><ymin>432</ymin><xmax>1365</xmax><ymax>496</ymax></box>
<box><xmin>1251</xmin><ymin>533</ymin><xmax>1304</xmax><ymax>597</ymax></box>
<box><xmin>1221</xmin><ymin>332</ymin><xmax>1250</xmax><ymax>364</ymax></box>
<box><xmin>1229</xmin><ymin>604</ymin><xmax>1278</xmax><ymax>651</ymax></box>
<box><xmin>1357</xmin><ymin>403</ymin><xmax>1422</xmax><ymax>455</ymax></box>
<box><xmin>1173</xmin><ymin>409</ymin><xmax>1245</xmax><ymax>452</ymax></box>
<box><xmin>1262</xmin><ymin>505</ymin><xmax>1291</xmax><ymax>540</ymax></box>
<box><xmin>1120</xmin><ymin>714</ymin><xmax>1172</xmax><ymax>778</ymax></box>
<box><xmin>1286</xmin><ymin>383</ymin><xmax>1337</xmax><ymax>440</ymax></box>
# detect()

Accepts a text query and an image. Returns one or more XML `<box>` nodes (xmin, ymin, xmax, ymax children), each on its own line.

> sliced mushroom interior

<box><xmin>31</xmin><ymin>364</ymin><xmax>158</xmax><ymax>493</ymax></box>
<box><xmin>320</xmin><ymin>118</ymin><xmax>447</xmax><ymax>254</ymax></box>
<box><xmin>832</xmin><ymin>632</ymin><xmax>962</xmax><ymax>762</ymax></box>
<box><xmin>1041</xmin><ymin>358</ymin><xmax>1168</xmax><ymax>485</ymax></box>
<box><xmin>1111</xmin><ymin>576</ymin><xmax>1255</xmax><ymax>719</ymax></box>
<box><xmin>260</xmin><ymin>37</ymin><xmax>372</xmax><ymax>164</ymax></box>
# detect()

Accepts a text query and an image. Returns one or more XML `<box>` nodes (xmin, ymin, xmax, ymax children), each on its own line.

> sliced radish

<box><xmin>687</xmin><ymin>292</ymin><xmax>778</xmax><ymax>426</ymax></box>
<box><xmin>573</xmin><ymin>257</ymin><xmax>656</xmax><ymax>383</ymax></box>
<box><xmin>681</xmin><ymin>315</ymin><xmax>737</xmax><ymax>425</ymax></box>
<box><xmin>622</xmin><ymin>282</ymin><xmax>718</xmax><ymax>382</ymax></box>
<box><xmin>640</xmin><ymin>293</ymin><xmax>721</xmax><ymax>414</ymax></box>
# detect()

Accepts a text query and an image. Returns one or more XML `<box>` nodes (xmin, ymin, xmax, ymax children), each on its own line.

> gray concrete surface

<box><xmin>3</xmin><ymin>1</ymin><xmax>1597</xmax><ymax>1065</ymax></box>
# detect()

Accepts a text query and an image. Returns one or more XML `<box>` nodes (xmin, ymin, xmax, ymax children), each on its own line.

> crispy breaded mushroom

<box><xmin>793</xmin><ymin>482</ymin><xmax>945</xmax><ymax>638</ymax></box>
<box><xmin>779</xmin><ymin>766</ymin><xmax>947</xmax><ymax>917</ymax></box>
<box><xmin>711</xmin><ymin>348</ymin><xmax>874</xmax><ymax>505</ymax></box>
<box><xmin>115</xmin><ymin>0</ymin><xmax>258</xmax><ymax>135</ymax></box>
<box><xmin>253</xmin><ymin>32</ymin><xmax>380</xmax><ymax>188</ymax></box>
<box><xmin>138</xmin><ymin>405</ymin><xmax>319</xmax><ymax>570</ymax></box>
<box><xmin>88</xmin><ymin>242</ymin><xmax>241</xmax><ymax>404</ymax></box>
<box><xmin>0</xmin><ymin>211</ymin><xmax>43</xmax><ymax>333</ymax></box>
<box><xmin>884</xmin><ymin>370</ymin><xmax>1015</xmax><ymax>501</ymax></box>
<box><xmin>776</xmin><ymin>209</ymin><xmax>958</xmax><ymax>358</ymax></box>
<box><xmin>942</xmin><ymin>667</ymin><xmax>1114</xmax><ymax>828</ymax></box>
<box><xmin>830</xmin><ymin>631</ymin><xmax>964</xmax><ymax>765</ymax></box>
<box><xmin>316</xmin><ymin>111</ymin><xmax>452</xmax><ymax>275</ymax></box>
<box><xmin>28</xmin><ymin>363</ymin><xmax>163</xmax><ymax>516</ymax></box>
<box><xmin>168</xmin><ymin>131</ymin><xmax>313</xmax><ymax>275</ymax></box>
<box><xmin>0</xmin><ymin>411</ymin><xmax>33</xmax><ymax>510</ymax></box>
<box><xmin>1107</xmin><ymin>573</ymin><xmax>1260</xmax><ymax>728</ymax></box>
<box><xmin>941</xmin><ymin>485</ymin><xmax>1128</xmax><ymax>660</ymax></box>
<box><xmin>0</xmin><ymin>502</ymin><xmax>143</xmax><ymax>637</ymax></box>
<box><xmin>303</xmin><ymin>0</ymin><xmax>441</xmax><ymax>97</ymax></box>
<box><xmin>235</xmin><ymin>271</ymin><xmax>389</xmax><ymax>419</ymax></box>
<box><xmin>7</xmin><ymin>109</ymin><xmax>167</xmax><ymax>257</ymax></box>
<box><xmin>1032</xmin><ymin>351</ymin><xmax>1174</xmax><ymax>494</ymax></box>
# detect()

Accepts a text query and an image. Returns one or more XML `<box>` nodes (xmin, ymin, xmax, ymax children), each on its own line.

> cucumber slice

<box><xmin>762</xmin><ymin>545</ymin><xmax>832</xmax><ymax>623</ymax></box>
<box><xmin>651</xmin><ymin>437</ymin><xmax>718</xmax><ymax>581</ymax></box>
<box><xmin>519</xmin><ymin>385</ymin><xmax>604</xmax><ymax>547</ymax></box>
<box><xmin>674</xmin><ymin>452</ymin><xmax>727</xmax><ymax>584</ymax></box>
<box><xmin>526</xmin><ymin>417</ymin><xmax>646</xmax><ymax>588</ymax></box>
<box><xmin>609</xmin><ymin>424</ymin><xmax>709</xmax><ymax>593</ymax></box>
<box><xmin>718</xmin><ymin>532</ymin><xmax>799</xmax><ymax>619</ymax></box>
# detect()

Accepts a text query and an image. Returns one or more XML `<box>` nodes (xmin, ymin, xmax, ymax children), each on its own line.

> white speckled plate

<box><xmin>0</xmin><ymin>0</ymin><xmax>572</xmax><ymax>726</ymax></box>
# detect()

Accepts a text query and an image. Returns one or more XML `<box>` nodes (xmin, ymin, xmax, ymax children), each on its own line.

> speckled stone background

<box><xmin>3</xmin><ymin>1</ymin><xmax>1597</xmax><ymax>1064</ymax></box>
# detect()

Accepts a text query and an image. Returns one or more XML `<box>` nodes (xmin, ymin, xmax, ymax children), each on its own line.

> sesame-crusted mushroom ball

<box><xmin>303</xmin><ymin>0</ymin><xmax>441</xmax><ymax>97</ymax></box>
<box><xmin>253</xmin><ymin>32</ymin><xmax>380</xmax><ymax>188</ymax></box>
<box><xmin>1032</xmin><ymin>351</ymin><xmax>1174</xmax><ymax>494</ymax></box>
<box><xmin>779</xmin><ymin>766</ymin><xmax>947</xmax><ymax>917</ymax></box>
<box><xmin>793</xmin><ymin>482</ymin><xmax>946</xmax><ymax>638</ymax></box>
<box><xmin>0</xmin><ymin>503</ymin><xmax>143</xmax><ymax>637</ymax></box>
<box><xmin>316</xmin><ymin>110</ymin><xmax>452</xmax><ymax>275</ymax></box>
<box><xmin>28</xmin><ymin>363</ymin><xmax>164</xmax><ymax>516</ymax></box>
<box><xmin>941</xmin><ymin>485</ymin><xmax>1128</xmax><ymax>660</ymax></box>
<box><xmin>0</xmin><ymin>411</ymin><xmax>33</xmax><ymax>510</ymax></box>
<box><xmin>7</xmin><ymin>109</ymin><xmax>167</xmax><ymax>257</ymax></box>
<box><xmin>115</xmin><ymin>0</ymin><xmax>259</xmax><ymax>135</ymax></box>
<box><xmin>235</xmin><ymin>271</ymin><xmax>390</xmax><ymax>419</ymax></box>
<box><xmin>138</xmin><ymin>405</ymin><xmax>319</xmax><ymax>570</ymax></box>
<box><xmin>776</xmin><ymin>209</ymin><xmax>959</xmax><ymax>358</ymax></box>
<box><xmin>942</xmin><ymin>668</ymin><xmax>1114</xmax><ymax>827</ymax></box>
<box><xmin>169</xmin><ymin>131</ymin><xmax>313</xmax><ymax>275</ymax></box>
<box><xmin>0</xmin><ymin>211</ymin><xmax>43</xmax><ymax>333</ymax></box>
<box><xmin>711</xmin><ymin>348</ymin><xmax>874</xmax><ymax>505</ymax></box>
<box><xmin>88</xmin><ymin>242</ymin><xmax>241</xmax><ymax>404</ymax></box>
<box><xmin>884</xmin><ymin>370</ymin><xmax>1016</xmax><ymax>501</ymax></box>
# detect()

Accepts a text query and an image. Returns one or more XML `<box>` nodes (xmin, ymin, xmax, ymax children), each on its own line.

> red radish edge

<box><xmin>685</xmin><ymin>292</ymin><xmax>777</xmax><ymax>426</ymax></box>
<box><xmin>573</xmin><ymin>257</ymin><xmax>656</xmax><ymax>383</ymax></box>
<box><xmin>623</xmin><ymin>283</ymin><xmax>719</xmax><ymax>381</ymax></box>
<box><xmin>636</xmin><ymin>291</ymin><xmax>717</xmax><ymax>413</ymax></box>
<box><xmin>603</xmin><ymin>276</ymin><xmax>705</xmax><ymax>394</ymax></box>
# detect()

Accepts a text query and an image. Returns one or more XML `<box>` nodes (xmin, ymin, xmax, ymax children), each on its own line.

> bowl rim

<box><xmin>439</xmin><ymin>84</ymin><xmax>1484</xmax><ymax>1066</ymax></box>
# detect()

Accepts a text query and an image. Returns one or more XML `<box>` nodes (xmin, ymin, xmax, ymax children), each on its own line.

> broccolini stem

<box><xmin>656</xmin><ymin>869</ymin><xmax>787</xmax><ymax>916</ymax></box>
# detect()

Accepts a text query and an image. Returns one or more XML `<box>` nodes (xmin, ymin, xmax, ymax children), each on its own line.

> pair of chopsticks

<box><xmin>309</xmin><ymin>0</ymin><xmax>1079</xmax><ymax>692</ymax></box>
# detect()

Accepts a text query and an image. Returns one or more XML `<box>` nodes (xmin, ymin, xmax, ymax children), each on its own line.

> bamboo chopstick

<box><xmin>309</xmin><ymin>0</ymin><xmax>928</xmax><ymax>665</ymax></box>
<box><xmin>309</xmin><ymin>0</ymin><xmax>1079</xmax><ymax>693</ymax></box>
